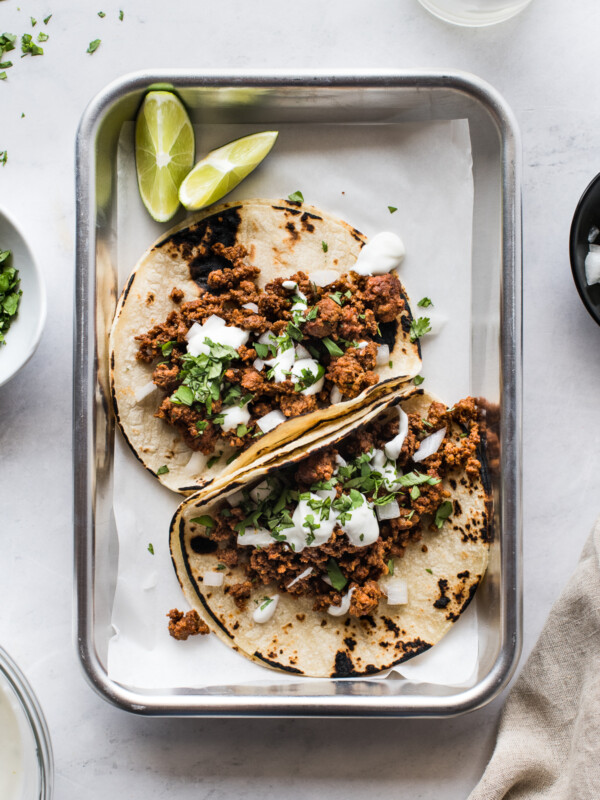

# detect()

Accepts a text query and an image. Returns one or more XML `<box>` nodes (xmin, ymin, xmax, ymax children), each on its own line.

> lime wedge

<box><xmin>135</xmin><ymin>91</ymin><xmax>195</xmax><ymax>222</ymax></box>
<box><xmin>178</xmin><ymin>131</ymin><xmax>278</xmax><ymax>211</ymax></box>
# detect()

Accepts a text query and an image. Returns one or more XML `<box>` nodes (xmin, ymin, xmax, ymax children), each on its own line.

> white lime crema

<box><xmin>282</xmin><ymin>493</ymin><xmax>338</xmax><ymax>553</ymax></box>
<box><xmin>0</xmin><ymin>671</ymin><xmax>36</xmax><ymax>800</ymax></box>
<box><xmin>340</xmin><ymin>494</ymin><xmax>379</xmax><ymax>546</ymax></box>
<box><xmin>352</xmin><ymin>231</ymin><xmax>406</xmax><ymax>276</ymax></box>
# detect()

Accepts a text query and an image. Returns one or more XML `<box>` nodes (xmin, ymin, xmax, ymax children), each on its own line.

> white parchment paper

<box><xmin>108</xmin><ymin>119</ymin><xmax>476</xmax><ymax>689</ymax></box>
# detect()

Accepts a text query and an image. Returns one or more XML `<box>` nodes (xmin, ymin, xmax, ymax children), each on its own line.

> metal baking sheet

<box><xmin>74</xmin><ymin>70</ymin><xmax>522</xmax><ymax>717</ymax></box>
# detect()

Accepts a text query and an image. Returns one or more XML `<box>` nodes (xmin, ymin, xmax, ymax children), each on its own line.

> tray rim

<box><xmin>74</xmin><ymin>68</ymin><xmax>522</xmax><ymax>717</ymax></box>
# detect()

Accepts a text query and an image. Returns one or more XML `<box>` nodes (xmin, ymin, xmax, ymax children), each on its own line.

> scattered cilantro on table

<box><xmin>409</xmin><ymin>317</ymin><xmax>432</xmax><ymax>342</ymax></box>
<box><xmin>87</xmin><ymin>38</ymin><xmax>101</xmax><ymax>54</ymax></box>
<box><xmin>388</xmin><ymin>205</ymin><xmax>397</xmax><ymax>214</ymax></box>
<box><xmin>287</xmin><ymin>190</ymin><xmax>304</xmax><ymax>203</ymax></box>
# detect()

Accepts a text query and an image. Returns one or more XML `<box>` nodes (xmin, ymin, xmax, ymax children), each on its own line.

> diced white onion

<box><xmin>134</xmin><ymin>381</ymin><xmax>157</xmax><ymax>403</ymax></box>
<box><xmin>295</xmin><ymin>344</ymin><xmax>311</xmax><ymax>359</ymax></box>
<box><xmin>220</xmin><ymin>404</ymin><xmax>251</xmax><ymax>432</ymax></box>
<box><xmin>322</xmin><ymin>575</ymin><xmax>333</xmax><ymax>586</ymax></box>
<box><xmin>286</xmin><ymin>567</ymin><xmax>313</xmax><ymax>589</ymax></box>
<box><xmin>258</xmin><ymin>331</ymin><xmax>276</xmax><ymax>345</ymax></box>
<box><xmin>308</xmin><ymin>269</ymin><xmax>338</xmax><ymax>287</ymax></box>
<box><xmin>335</xmin><ymin>454</ymin><xmax>347</xmax><ymax>467</ymax></box>
<box><xmin>376</xmin><ymin>499</ymin><xmax>401</xmax><ymax>521</ymax></box>
<box><xmin>330</xmin><ymin>386</ymin><xmax>342</xmax><ymax>404</ymax></box>
<box><xmin>242</xmin><ymin>302</ymin><xmax>259</xmax><ymax>313</ymax></box>
<box><xmin>290</xmin><ymin>358</ymin><xmax>325</xmax><ymax>396</ymax></box>
<box><xmin>186</xmin><ymin>316</ymin><xmax>249</xmax><ymax>356</ymax></box>
<box><xmin>253</xmin><ymin>357</ymin><xmax>265</xmax><ymax>371</ymax></box>
<box><xmin>185</xmin><ymin>314</ymin><xmax>225</xmax><ymax>341</ymax></box>
<box><xmin>327</xmin><ymin>588</ymin><xmax>355</xmax><ymax>617</ymax></box>
<box><xmin>257</xmin><ymin>409</ymin><xmax>287</xmax><ymax>433</ymax></box>
<box><xmin>250</xmin><ymin>480</ymin><xmax>271</xmax><ymax>503</ymax></box>
<box><xmin>282</xmin><ymin>280</ymin><xmax>297</xmax><ymax>290</ymax></box>
<box><xmin>590</xmin><ymin>243</ymin><xmax>600</xmax><ymax>253</ymax></box>
<box><xmin>357</xmin><ymin>341</ymin><xmax>369</xmax><ymax>350</ymax></box>
<box><xmin>384</xmin><ymin>407</ymin><xmax>409</xmax><ymax>461</ymax></box>
<box><xmin>413</xmin><ymin>426</ymin><xmax>446</xmax><ymax>463</ymax></box>
<box><xmin>385</xmin><ymin>578</ymin><xmax>408</xmax><ymax>605</ymax></box>
<box><xmin>265</xmin><ymin>346</ymin><xmax>295</xmax><ymax>383</ymax></box>
<box><xmin>203</xmin><ymin>572</ymin><xmax>224</xmax><ymax>587</ymax></box>
<box><xmin>186</xmin><ymin>450</ymin><xmax>206</xmax><ymax>473</ymax></box>
<box><xmin>589</xmin><ymin>225</ymin><xmax>600</xmax><ymax>243</ymax></box>
<box><xmin>585</xmin><ymin>250</ymin><xmax>600</xmax><ymax>286</ymax></box>
<box><xmin>253</xmin><ymin>594</ymin><xmax>279</xmax><ymax>623</ymax></box>
<box><xmin>226</xmin><ymin>488</ymin><xmax>245</xmax><ymax>507</ymax></box>
<box><xmin>376</xmin><ymin>344</ymin><xmax>390</xmax><ymax>365</ymax></box>
<box><xmin>237</xmin><ymin>527</ymin><xmax>274</xmax><ymax>548</ymax></box>
<box><xmin>185</xmin><ymin>321</ymin><xmax>204</xmax><ymax>342</ymax></box>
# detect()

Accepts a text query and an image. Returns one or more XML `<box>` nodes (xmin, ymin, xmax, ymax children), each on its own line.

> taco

<box><xmin>169</xmin><ymin>390</ymin><xmax>491</xmax><ymax>678</ymax></box>
<box><xmin>109</xmin><ymin>199</ymin><xmax>421</xmax><ymax>494</ymax></box>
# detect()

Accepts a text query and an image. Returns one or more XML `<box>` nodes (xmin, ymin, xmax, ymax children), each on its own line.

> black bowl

<box><xmin>570</xmin><ymin>171</ymin><xmax>600</xmax><ymax>326</ymax></box>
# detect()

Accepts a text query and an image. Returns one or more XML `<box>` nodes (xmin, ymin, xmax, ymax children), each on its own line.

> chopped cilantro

<box><xmin>171</xmin><ymin>384</ymin><xmax>194</xmax><ymax>406</ymax></box>
<box><xmin>287</xmin><ymin>190</ymin><xmax>304</xmax><ymax>203</ymax></box>
<box><xmin>322</xmin><ymin>337</ymin><xmax>344</xmax><ymax>357</ymax></box>
<box><xmin>0</xmin><ymin>251</ymin><xmax>21</xmax><ymax>345</ymax></box>
<box><xmin>254</xmin><ymin>342</ymin><xmax>269</xmax><ymax>359</ymax></box>
<box><xmin>414</xmin><ymin>375</ymin><xmax>425</xmax><ymax>386</ymax></box>
<box><xmin>321</xmin><ymin>241</ymin><xmax>328</xmax><ymax>252</ymax></box>
<box><xmin>396</xmin><ymin>471</ymin><xmax>440</xmax><ymax>488</ymax></box>
<box><xmin>207</xmin><ymin>454</ymin><xmax>221</xmax><ymax>469</ymax></box>
<box><xmin>259</xmin><ymin>596</ymin><xmax>273</xmax><ymax>610</ymax></box>
<box><xmin>422</xmin><ymin>418</ymin><xmax>433</xmax><ymax>427</ymax></box>
<box><xmin>0</xmin><ymin>152</ymin><xmax>7</xmax><ymax>166</ymax></box>
<box><xmin>226</xmin><ymin>452</ymin><xmax>238</xmax><ymax>465</ymax></box>
<box><xmin>119</xmin><ymin>9</ymin><xmax>124</xmax><ymax>20</ymax></box>
<box><xmin>328</xmin><ymin>291</ymin><xmax>343</xmax><ymax>306</ymax></box>
<box><xmin>409</xmin><ymin>317</ymin><xmax>432</xmax><ymax>342</ymax></box>
<box><xmin>459</xmin><ymin>432</ymin><xmax>468</xmax><ymax>438</ymax></box>
<box><xmin>236</xmin><ymin>423</ymin><xmax>249</xmax><ymax>437</ymax></box>
<box><xmin>216</xmin><ymin>563</ymin><xmax>226</xmax><ymax>570</ymax></box>
<box><xmin>21</xmin><ymin>33</ymin><xmax>44</xmax><ymax>56</ymax></box>
<box><xmin>156</xmin><ymin>465</ymin><xmax>169</xmax><ymax>475</ymax></box>
<box><xmin>98</xmin><ymin>11</ymin><xmax>106</xmax><ymax>17</ymax></box>
<box><xmin>293</xmin><ymin>362</ymin><xmax>325</xmax><ymax>393</ymax></box>
<box><xmin>388</xmin><ymin>205</ymin><xmax>397</xmax><ymax>214</ymax></box>
<box><xmin>43</xmin><ymin>14</ymin><xmax>52</xmax><ymax>24</ymax></box>
<box><xmin>410</xmin><ymin>486</ymin><xmax>421</xmax><ymax>500</ymax></box>
<box><xmin>304</xmin><ymin>305</ymin><xmax>318</xmax><ymax>322</ymax></box>
<box><xmin>418</xmin><ymin>297</ymin><xmax>433</xmax><ymax>308</ymax></box>
<box><xmin>286</xmin><ymin>321</ymin><xmax>304</xmax><ymax>342</ymax></box>
<box><xmin>387</xmin><ymin>559</ymin><xmax>394</xmax><ymax>575</ymax></box>
<box><xmin>326</xmin><ymin>558</ymin><xmax>347</xmax><ymax>592</ymax></box>
<box><xmin>195</xmin><ymin>420</ymin><xmax>208</xmax><ymax>433</ymax></box>
<box><xmin>30</xmin><ymin>17</ymin><xmax>37</xmax><ymax>26</ymax></box>
<box><xmin>434</xmin><ymin>500</ymin><xmax>453</xmax><ymax>529</ymax></box>
<box><xmin>147</xmin><ymin>543</ymin><xmax>154</xmax><ymax>555</ymax></box>
<box><xmin>0</xmin><ymin>73</ymin><xmax>6</xmax><ymax>81</ymax></box>
<box><xmin>37</xmin><ymin>32</ymin><xmax>49</xmax><ymax>42</ymax></box>
<box><xmin>87</xmin><ymin>38</ymin><xmax>101</xmax><ymax>54</ymax></box>
<box><xmin>425</xmin><ymin>568</ymin><xmax>433</xmax><ymax>574</ymax></box>
<box><xmin>160</xmin><ymin>340</ymin><xmax>174</xmax><ymax>356</ymax></box>
<box><xmin>191</xmin><ymin>515</ymin><xmax>215</xmax><ymax>529</ymax></box>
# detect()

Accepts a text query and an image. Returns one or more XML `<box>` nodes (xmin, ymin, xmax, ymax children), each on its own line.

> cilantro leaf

<box><xmin>21</xmin><ymin>34</ymin><xmax>44</xmax><ymax>56</ymax></box>
<box><xmin>387</xmin><ymin>559</ymin><xmax>394</xmax><ymax>575</ymax></box>
<box><xmin>156</xmin><ymin>465</ymin><xmax>169</xmax><ymax>475</ymax></box>
<box><xmin>388</xmin><ymin>205</ymin><xmax>397</xmax><ymax>214</ymax></box>
<box><xmin>413</xmin><ymin>375</ymin><xmax>425</xmax><ymax>386</ymax></box>
<box><xmin>119</xmin><ymin>10</ymin><xmax>124</xmax><ymax>20</ymax></box>
<box><xmin>98</xmin><ymin>11</ymin><xmax>106</xmax><ymax>17</ymax></box>
<box><xmin>147</xmin><ymin>543</ymin><xmax>154</xmax><ymax>554</ymax></box>
<box><xmin>321</xmin><ymin>241</ymin><xmax>328</xmax><ymax>252</ymax></box>
<box><xmin>417</xmin><ymin>297</ymin><xmax>433</xmax><ymax>308</ymax></box>
<box><xmin>322</xmin><ymin>337</ymin><xmax>344</xmax><ymax>357</ymax></box>
<box><xmin>409</xmin><ymin>317</ymin><xmax>432</xmax><ymax>342</ymax></box>
<box><xmin>287</xmin><ymin>190</ymin><xmax>304</xmax><ymax>203</ymax></box>
<box><xmin>191</xmin><ymin>515</ymin><xmax>215</xmax><ymax>528</ymax></box>
<box><xmin>326</xmin><ymin>558</ymin><xmax>347</xmax><ymax>592</ymax></box>
<box><xmin>44</xmin><ymin>15</ymin><xmax>52</xmax><ymax>24</ymax></box>
<box><xmin>434</xmin><ymin>501</ymin><xmax>453</xmax><ymax>529</ymax></box>
<box><xmin>87</xmin><ymin>39</ymin><xmax>101</xmax><ymax>54</ymax></box>
<box><xmin>254</xmin><ymin>342</ymin><xmax>269</xmax><ymax>359</ymax></box>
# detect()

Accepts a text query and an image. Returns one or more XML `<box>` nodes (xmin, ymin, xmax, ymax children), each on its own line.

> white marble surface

<box><xmin>1</xmin><ymin>0</ymin><xmax>599</xmax><ymax>797</ymax></box>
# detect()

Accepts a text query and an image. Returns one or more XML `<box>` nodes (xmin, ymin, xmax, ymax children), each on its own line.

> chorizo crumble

<box><xmin>193</xmin><ymin>397</ymin><xmax>481</xmax><ymax>618</ymax></box>
<box><xmin>135</xmin><ymin>243</ymin><xmax>406</xmax><ymax>461</ymax></box>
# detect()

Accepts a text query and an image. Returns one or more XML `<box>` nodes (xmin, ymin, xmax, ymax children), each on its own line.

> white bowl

<box><xmin>0</xmin><ymin>209</ymin><xmax>46</xmax><ymax>387</ymax></box>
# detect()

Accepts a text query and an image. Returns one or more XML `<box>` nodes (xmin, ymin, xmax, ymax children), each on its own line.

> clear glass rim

<box><xmin>0</xmin><ymin>645</ymin><xmax>53</xmax><ymax>800</ymax></box>
<box><xmin>417</xmin><ymin>0</ymin><xmax>533</xmax><ymax>27</ymax></box>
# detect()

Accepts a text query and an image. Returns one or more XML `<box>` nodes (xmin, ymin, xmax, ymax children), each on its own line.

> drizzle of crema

<box><xmin>352</xmin><ymin>231</ymin><xmax>406</xmax><ymax>276</ymax></box>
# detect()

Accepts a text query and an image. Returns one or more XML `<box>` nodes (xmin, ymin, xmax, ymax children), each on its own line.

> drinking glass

<box><xmin>418</xmin><ymin>0</ymin><xmax>533</xmax><ymax>26</ymax></box>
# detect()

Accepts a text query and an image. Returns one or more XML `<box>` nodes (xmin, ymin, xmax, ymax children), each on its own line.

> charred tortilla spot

<box><xmin>253</xmin><ymin>651</ymin><xmax>303</xmax><ymax>674</ymax></box>
<box><xmin>145</xmin><ymin>291</ymin><xmax>155</xmax><ymax>305</ymax></box>
<box><xmin>332</xmin><ymin>650</ymin><xmax>358</xmax><ymax>677</ymax></box>
<box><xmin>343</xmin><ymin>636</ymin><xmax>357</xmax><ymax>652</ymax></box>
<box><xmin>457</xmin><ymin>570</ymin><xmax>470</xmax><ymax>579</ymax></box>
<box><xmin>285</xmin><ymin>221</ymin><xmax>299</xmax><ymax>240</ymax></box>
<box><xmin>376</xmin><ymin>320</ymin><xmax>398</xmax><ymax>353</ymax></box>
<box><xmin>110</xmin><ymin>351</ymin><xmax>115</xmax><ymax>370</ymax></box>
<box><xmin>433</xmin><ymin>578</ymin><xmax>451</xmax><ymax>609</ymax></box>
<box><xmin>232</xmin><ymin>621</ymin><xmax>240</xmax><ymax>630</ymax></box>
<box><xmin>189</xmin><ymin>535</ymin><xmax>218</xmax><ymax>555</ymax></box>
<box><xmin>188</xmin><ymin>251</ymin><xmax>234</xmax><ymax>292</ymax></box>
<box><xmin>449</xmin><ymin>478</ymin><xmax>457</xmax><ymax>490</ymax></box>
<box><xmin>381</xmin><ymin>616</ymin><xmax>400</xmax><ymax>636</ymax></box>
<box><xmin>121</xmin><ymin>272</ymin><xmax>136</xmax><ymax>303</ymax></box>
<box><xmin>350</xmin><ymin>229</ymin><xmax>364</xmax><ymax>244</ymax></box>
<box><xmin>454</xmin><ymin>499</ymin><xmax>463</xmax><ymax>516</ymax></box>
<box><xmin>164</xmin><ymin>207</ymin><xmax>242</xmax><ymax>254</ymax></box>
<box><xmin>300</xmin><ymin>212</ymin><xmax>316</xmax><ymax>232</ymax></box>
<box><xmin>296</xmin><ymin>614</ymin><xmax>305</xmax><ymax>622</ymax></box>
<box><xmin>361</xmin><ymin>614</ymin><xmax>377</xmax><ymax>629</ymax></box>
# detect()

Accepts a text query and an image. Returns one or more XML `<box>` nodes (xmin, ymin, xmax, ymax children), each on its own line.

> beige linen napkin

<box><xmin>469</xmin><ymin>518</ymin><xmax>600</xmax><ymax>800</ymax></box>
